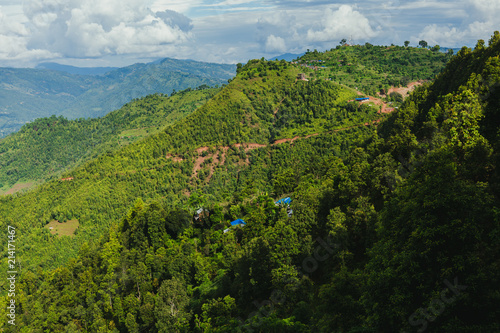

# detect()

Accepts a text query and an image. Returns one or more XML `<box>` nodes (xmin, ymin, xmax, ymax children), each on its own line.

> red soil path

<box><xmin>181</xmin><ymin>117</ymin><xmax>383</xmax><ymax>182</ymax></box>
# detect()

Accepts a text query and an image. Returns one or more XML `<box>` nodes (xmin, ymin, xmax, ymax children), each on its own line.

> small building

<box><xmin>230</xmin><ymin>219</ymin><xmax>246</xmax><ymax>227</ymax></box>
<box><xmin>297</xmin><ymin>73</ymin><xmax>308</xmax><ymax>81</ymax></box>
<box><xmin>231</xmin><ymin>219</ymin><xmax>247</xmax><ymax>227</ymax></box>
<box><xmin>194</xmin><ymin>208</ymin><xmax>209</xmax><ymax>221</ymax></box>
<box><xmin>355</xmin><ymin>97</ymin><xmax>369</xmax><ymax>101</ymax></box>
<box><xmin>224</xmin><ymin>219</ymin><xmax>246</xmax><ymax>233</ymax></box>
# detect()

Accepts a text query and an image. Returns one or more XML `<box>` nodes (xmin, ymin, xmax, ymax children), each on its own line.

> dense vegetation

<box><xmin>0</xmin><ymin>58</ymin><xmax>380</xmax><ymax>275</ymax></box>
<box><xmin>297</xmin><ymin>44</ymin><xmax>452</xmax><ymax>96</ymax></box>
<box><xmin>0</xmin><ymin>86</ymin><xmax>219</xmax><ymax>192</ymax></box>
<box><xmin>0</xmin><ymin>58</ymin><xmax>235</xmax><ymax>137</ymax></box>
<box><xmin>1</xmin><ymin>35</ymin><xmax>500</xmax><ymax>332</ymax></box>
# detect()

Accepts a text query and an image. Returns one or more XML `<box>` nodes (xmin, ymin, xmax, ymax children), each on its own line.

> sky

<box><xmin>0</xmin><ymin>0</ymin><xmax>499</xmax><ymax>68</ymax></box>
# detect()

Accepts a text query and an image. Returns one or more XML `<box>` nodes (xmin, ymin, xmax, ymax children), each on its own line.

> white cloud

<box><xmin>0</xmin><ymin>7</ymin><xmax>28</xmax><ymax>36</ymax></box>
<box><xmin>0</xmin><ymin>6</ymin><xmax>57</xmax><ymax>64</ymax></box>
<box><xmin>416</xmin><ymin>0</ymin><xmax>500</xmax><ymax>46</ymax></box>
<box><xmin>470</xmin><ymin>0</ymin><xmax>500</xmax><ymax>17</ymax></box>
<box><xmin>265</xmin><ymin>34</ymin><xmax>286</xmax><ymax>53</ymax></box>
<box><xmin>418</xmin><ymin>21</ymin><xmax>496</xmax><ymax>47</ymax></box>
<box><xmin>307</xmin><ymin>5</ymin><xmax>377</xmax><ymax>43</ymax></box>
<box><xmin>23</xmin><ymin>0</ymin><xmax>192</xmax><ymax>58</ymax></box>
<box><xmin>1</xmin><ymin>0</ymin><xmax>499</xmax><ymax>67</ymax></box>
<box><xmin>150</xmin><ymin>0</ymin><xmax>204</xmax><ymax>15</ymax></box>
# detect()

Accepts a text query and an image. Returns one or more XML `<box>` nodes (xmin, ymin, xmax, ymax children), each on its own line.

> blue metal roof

<box><xmin>230</xmin><ymin>219</ymin><xmax>246</xmax><ymax>226</ymax></box>
<box><xmin>275</xmin><ymin>197</ymin><xmax>292</xmax><ymax>205</ymax></box>
<box><xmin>355</xmin><ymin>97</ymin><xmax>369</xmax><ymax>101</ymax></box>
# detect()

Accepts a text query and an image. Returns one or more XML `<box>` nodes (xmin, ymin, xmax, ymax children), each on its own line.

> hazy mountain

<box><xmin>0</xmin><ymin>58</ymin><xmax>235</xmax><ymax>137</ymax></box>
<box><xmin>269</xmin><ymin>52</ymin><xmax>305</xmax><ymax>61</ymax></box>
<box><xmin>36</xmin><ymin>62</ymin><xmax>119</xmax><ymax>75</ymax></box>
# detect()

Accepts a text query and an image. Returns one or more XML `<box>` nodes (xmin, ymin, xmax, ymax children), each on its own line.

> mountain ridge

<box><xmin>35</xmin><ymin>62</ymin><xmax>119</xmax><ymax>75</ymax></box>
<box><xmin>0</xmin><ymin>58</ymin><xmax>236</xmax><ymax>137</ymax></box>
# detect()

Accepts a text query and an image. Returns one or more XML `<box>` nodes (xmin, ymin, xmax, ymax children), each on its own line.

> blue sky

<box><xmin>0</xmin><ymin>0</ymin><xmax>498</xmax><ymax>67</ymax></box>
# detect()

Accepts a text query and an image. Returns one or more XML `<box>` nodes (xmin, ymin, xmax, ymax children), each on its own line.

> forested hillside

<box><xmin>1</xmin><ymin>34</ymin><xmax>499</xmax><ymax>332</ymax></box>
<box><xmin>0</xmin><ymin>86</ymin><xmax>219</xmax><ymax>194</ymax></box>
<box><xmin>0</xmin><ymin>58</ymin><xmax>235</xmax><ymax>137</ymax></box>
<box><xmin>297</xmin><ymin>44</ymin><xmax>452</xmax><ymax>95</ymax></box>
<box><xmin>0</xmin><ymin>58</ymin><xmax>381</xmax><ymax>275</ymax></box>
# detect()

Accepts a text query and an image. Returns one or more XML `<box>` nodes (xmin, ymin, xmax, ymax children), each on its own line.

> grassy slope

<box><xmin>0</xmin><ymin>48</ymin><xmax>452</xmax><ymax>276</ymax></box>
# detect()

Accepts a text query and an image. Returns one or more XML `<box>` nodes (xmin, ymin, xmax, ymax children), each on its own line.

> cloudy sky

<box><xmin>0</xmin><ymin>0</ymin><xmax>498</xmax><ymax>67</ymax></box>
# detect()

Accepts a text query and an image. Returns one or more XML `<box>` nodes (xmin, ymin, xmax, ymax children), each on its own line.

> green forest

<box><xmin>0</xmin><ymin>86</ymin><xmax>219</xmax><ymax>192</ymax></box>
<box><xmin>0</xmin><ymin>35</ymin><xmax>499</xmax><ymax>332</ymax></box>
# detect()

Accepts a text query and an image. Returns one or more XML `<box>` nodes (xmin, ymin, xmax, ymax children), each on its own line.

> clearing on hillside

<box><xmin>44</xmin><ymin>219</ymin><xmax>80</xmax><ymax>237</ymax></box>
<box><xmin>0</xmin><ymin>182</ymin><xmax>35</xmax><ymax>196</ymax></box>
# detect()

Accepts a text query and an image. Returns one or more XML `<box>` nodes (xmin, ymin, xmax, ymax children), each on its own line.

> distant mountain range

<box><xmin>0</xmin><ymin>58</ymin><xmax>235</xmax><ymax>137</ymax></box>
<box><xmin>36</xmin><ymin>62</ymin><xmax>119</xmax><ymax>75</ymax></box>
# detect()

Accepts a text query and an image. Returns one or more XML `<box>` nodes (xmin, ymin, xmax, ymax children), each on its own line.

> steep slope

<box><xmin>0</xmin><ymin>59</ymin><xmax>380</xmax><ymax>275</ymax></box>
<box><xmin>0</xmin><ymin>58</ymin><xmax>235</xmax><ymax>137</ymax></box>
<box><xmin>354</xmin><ymin>32</ymin><xmax>500</xmax><ymax>333</ymax></box>
<box><xmin>0</xmin><ymin>87</ymin><xmax>219</xmax><ymax>193</ymax></box>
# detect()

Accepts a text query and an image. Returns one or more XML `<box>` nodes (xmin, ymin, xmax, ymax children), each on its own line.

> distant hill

<box><xmin>269</xmin><ymin>52</ymin><xmax>305</xmax><ymax>61</ymax></box>
<box><xmin>0</xmin><ymin>58</ymin><xmax>235</xmax><ymax>137</ymax></box>
<box><xmin>35</xmin><ymin>62</ymin><xmax>118</xmax><ymax>75</ymax></box>
<box><xmin>440</xmin><ymin>47</ymin><xmax>463</xmax><ymax>54</ymax></box>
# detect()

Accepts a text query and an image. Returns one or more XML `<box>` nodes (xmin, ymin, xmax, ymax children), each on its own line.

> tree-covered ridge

<box><xmin>296</xmin><ymin>44</ymin><xmax>452</xmax><ymax>96</ymax></box>
<box><xmin>0</xmin><ymin>59</ymin><xmax>381</xmax><ymax>276</ymax></box>
<box><xmin>2</xmin><ymin>34</ymin><xmax>500</xmax><ymax>332</ymax></box>
<box><xmin>0</xmin><ymin>87</ymin><xmax>219</xmax><ymax>193</ymax></box>
<box><xmin>0</xmin><ymin>58</ymin><xmax>235</xmax><ymax>137</ymax></box>
<box><xmin>0</xmin><ymin>45</ymin><xmax>441</xmax><ymax>194</ymax></box>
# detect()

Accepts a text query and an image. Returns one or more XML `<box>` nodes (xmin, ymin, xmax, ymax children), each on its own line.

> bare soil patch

<box><xmin>377</xmin><ymin>81</ymin><xmax>423</xmax><ymax>98</ymax></box>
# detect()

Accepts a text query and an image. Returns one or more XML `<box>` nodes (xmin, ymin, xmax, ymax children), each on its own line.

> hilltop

<box><xmin>0</xmin><ymin>46</ymin><xmax>452</xmax><ymax>270</ymax></box>
<box><xmin>0</xmin><ymin>46</ymin><xmax>444</xmax><ymax>195</ymax></box>
<box><xmin>296</xmin><ymin>44</ymin><xmax>451</xmax><ymax>96</ymax></box>
<box><xmin>0</xmin><ymin>58</ymin><xmax>381</xmax><ymax>273</ymax></box>
<box><xmin>0</xmin><ymin>58</ymin><xmax>235</xmax><ymax>137</ymax></box>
